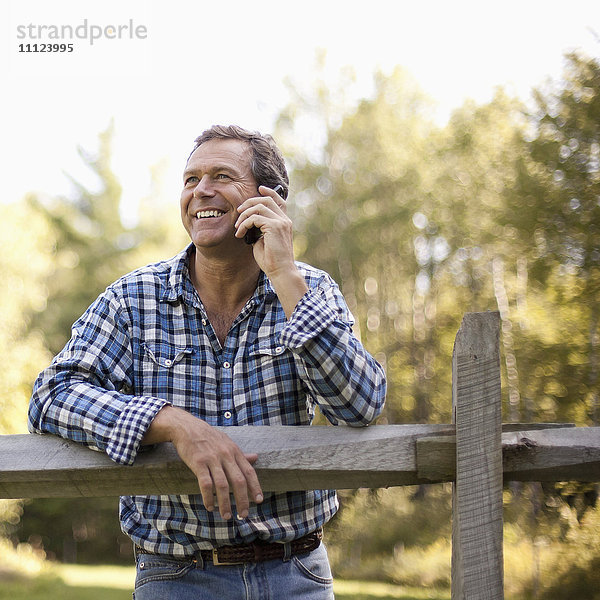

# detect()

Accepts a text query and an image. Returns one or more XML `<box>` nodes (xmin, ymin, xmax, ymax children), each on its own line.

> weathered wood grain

<box><xmin>0</xmin><ymin>424</ymin><xmax>454</xmax><ymax>499</ymax></box>
<box><xmin>416</xmin><ymin>425</ymin><xmax>597</xmax><ymax>483</ymax></box>
<box><xmin>451</xmin><ymin>312</ymin><xmax>503</xmax><ymax>600</ymax></box>
<box><xmin>503</xmin><ymin>427</ymin><xmax>600</xmax><ymax>481</ymax></box>
<box><xmin>2</xmin><ymin>423</ymin><xmax>596</xmax><ymax>500</ymax></box>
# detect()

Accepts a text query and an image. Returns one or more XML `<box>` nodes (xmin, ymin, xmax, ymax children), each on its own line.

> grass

<box><xmin>334</xmin><ymin>579</ymin><xmax>450</xmax><ymax>599</ymax></box>
<box><xmin>0</xmin><ymin>573</ymin><xmax>132</xmax><ymax>600</ymax></box>
<box><xmin>0</xmin><ymin>564</ymin><xmax>450</xmax><ymax>600</ymax></box>
<box><xmin>0</xmin><ymin>564</ymin><xmax>133</xmax><ymax>600</ymax></box>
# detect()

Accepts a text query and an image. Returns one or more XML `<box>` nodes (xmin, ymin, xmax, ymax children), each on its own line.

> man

<box><xmin>29</xmin><ymin>125</ymin><xmax>386</xmax><ymax>599</ymax></box>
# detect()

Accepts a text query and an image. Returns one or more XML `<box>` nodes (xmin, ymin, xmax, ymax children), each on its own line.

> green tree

<box><xmin>28</xmin><ymin>121</ymin><xmax>186</xmax><ymax>355</ymax></box>
<box><xmin>432</xmin><ymin>90</ymin><xmax>534</xmax><ymax>422</ymax></box>
<box><xmin>279</xmin><ymin>66</ymin><xmax>458</xmax><ymax>425</ymax></box>
<box><xmin>276</xmin><ymin>52</ymin><xmax>600</xmax><ymax>593</ymax></box>
<box><xmin>17</xmin><ymin>124</ymin><xmax>186</xmax><ymax>565</ymax></box>
<box><xmin>507</xmin><ymin>52</ymin><xmax>600</xmax><ymax>425</ymax></box>
<box><xmin>0</xmin><ymin>202</ymin><xmax>53</xmax><ymax>436</ymax></box>
<box><xmin>0</xmin><ymin>201</ymin><xmax>55</xmax><ymax>541</ymax></box>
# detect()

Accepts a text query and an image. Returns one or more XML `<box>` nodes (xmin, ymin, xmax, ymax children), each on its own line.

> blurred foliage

<box><xmin>27</xmin><ymin>120</ymin><xmax>187</xmax><ymax>355</ymax></box>
<box><xmin>0</xmin><ymin>202</ymin><xmax>54</xmax><ymax>535</ymax></box>
<box><xmin>507</xmin><ymin>51</ymin><xmax>600</xmax><ymax>426</ymax></box>
<box><xmin>277</xmin><ymin>52</ymin><xmax>600</xmax><ymax>431</ymax></box>
<box><xmin>327</xmin><ymin>486</ymin><xmax>452</xmax><ymax>586</ymax></box>
<box><xmin>10</xmin><ymin>121</ymin><xmax>185</xmax><ymax>565</ymax></box>
<box><xmin>1</xmin><ymin>49</ymin><xmax>600</xmax><ymax>597</ymax></box>
<box><xmin>0</xmin><ymin>203</ymin><xmax>53</xmax><ymax>435</ymax></box>
<box><xmin>17</xmin><ymin>497</ymin><xmax>131</xmax><ymax>565</ymax></box>
<box><xmin>275</xmin><ymin>50</ymin><xmax>600</xmax><ymax>595</ymax></box>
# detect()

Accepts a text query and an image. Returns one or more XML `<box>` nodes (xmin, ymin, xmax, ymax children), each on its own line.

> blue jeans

<box><xmin>133</xmin><ymin>542</ymin><xmax>334</xmax><ymax>599</ymax></box>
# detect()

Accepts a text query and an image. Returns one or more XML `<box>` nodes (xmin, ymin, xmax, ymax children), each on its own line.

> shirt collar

<box><xmin>160</xmin><ymin>244</ymin><xmax>195</xmax><ymax>304</ymax></box>
<box><xmin>161</xmin><ymin>244</ymin><xmax>276</xmax><ymax>304</ymax></box>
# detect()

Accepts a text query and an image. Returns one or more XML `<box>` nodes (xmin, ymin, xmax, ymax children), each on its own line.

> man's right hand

<box><xmin>142</xmin><ymin>405</ymin><xmax>263</xmax><ymax>520</ymax></box>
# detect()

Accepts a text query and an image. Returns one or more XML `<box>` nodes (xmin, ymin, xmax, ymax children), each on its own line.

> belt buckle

<box><xmin>212</xmin><ymin>548</ymin><xmax>245</xmax><ymax>566</ymax></box>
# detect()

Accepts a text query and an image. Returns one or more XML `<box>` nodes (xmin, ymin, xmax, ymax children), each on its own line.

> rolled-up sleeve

<box><xmin>278</xmin><ymin>274</ymin><xmax>386</xmax><ymax>426</ymax></box>
<box><xmin>28</xmin><ymin>289</ymin><xmax>168</xmax><ymax>465</ymax></box>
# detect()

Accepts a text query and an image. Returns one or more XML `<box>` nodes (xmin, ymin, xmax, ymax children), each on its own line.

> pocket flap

<box><xmin>142</xmin><ymin>342</ymin><xmax>193</xmax><ymax>367</ymax></box>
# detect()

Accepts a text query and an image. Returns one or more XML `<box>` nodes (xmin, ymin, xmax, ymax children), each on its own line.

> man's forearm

<box><xmin>28</xmin><ymin>371</ymin><xmax>168</xmax><ymax>465</ymax></box>
<box><xmin>278</xmin><ymin>282</ymin><xmax>386</xmax><ymax>426</ymax></box>
<box><xmin>268</xmin><ymin>266</ymin><xmax>309</xmax><ymax>320</ymax></box>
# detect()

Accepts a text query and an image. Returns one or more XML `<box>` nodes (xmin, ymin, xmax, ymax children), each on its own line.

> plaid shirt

<box><xmin>29</xmin><ymin>245</ymin><xmax>386</xmax><ymax>556</ymax></box>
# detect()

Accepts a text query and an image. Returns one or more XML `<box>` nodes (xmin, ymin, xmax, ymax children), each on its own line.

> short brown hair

<box><xmin>190</xmin><ymin>125</ymin><xmax>289</xmax><ymax>198</ymax></box>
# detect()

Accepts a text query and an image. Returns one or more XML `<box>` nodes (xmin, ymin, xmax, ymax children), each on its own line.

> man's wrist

<box><xmin>267</xmin><ymin>266</ymin><xmax>309</xmax><ymax>320</ymax></box>
<box><xmin>141</xmin><ymin>404</ymin><xmax>181</xmax><ymax>445</ymax></box>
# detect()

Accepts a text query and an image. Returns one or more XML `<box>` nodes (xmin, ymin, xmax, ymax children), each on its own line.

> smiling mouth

<box><xmin>196</xmin><ymin>210</ymin><xmax>226</xmax><ymax>219</ymax></box>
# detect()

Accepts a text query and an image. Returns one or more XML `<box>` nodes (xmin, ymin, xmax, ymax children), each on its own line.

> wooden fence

<box><xmin>1</xmin><ymin>311</ymin><xmax>600</xmax><ymax>599</ymax></box>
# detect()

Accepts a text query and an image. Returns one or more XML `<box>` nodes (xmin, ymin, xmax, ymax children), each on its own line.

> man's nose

<box><xmin>193</xmin><ymin>175</ymin><xmax>215</xmax><ymax>197</ymax></box>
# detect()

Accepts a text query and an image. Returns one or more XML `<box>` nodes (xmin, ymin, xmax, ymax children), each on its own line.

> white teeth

<box><xmin>196</xmin><ymin>210</ymin><xmax>225</xmax><ymax>219</ymax></box>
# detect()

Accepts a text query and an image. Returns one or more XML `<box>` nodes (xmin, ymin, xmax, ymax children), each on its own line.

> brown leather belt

<box><xmin>135</xmin><ymin>529</ymin><xmax>322</xmax><ymax>566</ymax></box>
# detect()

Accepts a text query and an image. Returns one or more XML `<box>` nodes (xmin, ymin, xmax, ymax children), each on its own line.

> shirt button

<box><xmin>201</xmin><ymin>319</ymin><xmax>207</xmax><ymax>326</ymax></box>
<box><xmin>275</xmin><ymin>346</ymin><xmax>283</xmax><ymax>353</ymax></box>
<box><xmin>164</xmin><ymin>359</ymin><xmax>173</xmax><ymax>367</ymax></box>
<box><xmin>223</xmin><ymin>361</ymin><xmax>231</xmax><ymax>369</ymax></box>
<box><xmin>224</xmin><ymin>411</ymin><xmax>232</xmax><ymax>419</ymax></box>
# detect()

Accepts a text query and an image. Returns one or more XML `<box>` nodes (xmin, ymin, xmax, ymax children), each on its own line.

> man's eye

<box><xmin>215</xmin><ymin>173</ymin><xmax>230</xmax><ymax>180</ymax></box>
<box><xmin>185</xmin><ymin>176</ymin><xmax>199</xmax><ymax>185</ymax></box>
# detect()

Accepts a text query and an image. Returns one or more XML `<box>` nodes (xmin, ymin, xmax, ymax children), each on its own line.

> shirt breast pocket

<box><xmin>249</xmin><ymin>340</ymin><xmax>291</xmax><ymax>377</ymax></box>
<box><xmin>242</xmin><ymin>341</ymin><xmax>307</xmax><ymax>424</ymax></box>
<box><xmin>140</xmin><ymin>342</ymin><xmax>195</xmax><ymax>403</ymax></box>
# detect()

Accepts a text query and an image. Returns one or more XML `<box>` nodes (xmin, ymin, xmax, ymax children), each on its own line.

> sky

<box><xmin>1</xmin><ymin>0</ymin><xmax>599</xmax><ymax>222</ymax></box>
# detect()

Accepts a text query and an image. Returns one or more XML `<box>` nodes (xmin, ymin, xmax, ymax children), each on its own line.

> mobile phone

<box><xmin>244</xmin><ymin>184</ymin><xmax>286</xmax><ymax>245</ymax></box>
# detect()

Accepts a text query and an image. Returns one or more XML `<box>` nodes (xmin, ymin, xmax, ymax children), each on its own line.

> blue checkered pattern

<box><xmin>29</xmin><ymin>244</ymin><xmax>386</xmax><ymax>556</ymax></box>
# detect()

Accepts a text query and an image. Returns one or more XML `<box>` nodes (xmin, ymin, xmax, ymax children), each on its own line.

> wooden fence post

<box><xmin>451</xmin><ymin>311</ymin><xmax>504</xmax><ymax>599</ymax></box>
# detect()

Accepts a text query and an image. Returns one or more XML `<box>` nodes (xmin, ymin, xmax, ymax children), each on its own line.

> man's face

<box><xmin>181</xmin><ymin>138</ymin><xmax>258</xmax><ymax>249</ymax></box>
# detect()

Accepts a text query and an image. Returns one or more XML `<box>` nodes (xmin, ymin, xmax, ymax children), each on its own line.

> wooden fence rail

<box><xmin>3</xmin><ymin>424</ymin><xmax>600</xmax><ymax>498</ymax></box>
<box><xmin>1</xmin><ymin>311</ymin><xmax>599</xmax><ymax>599</ymax></box>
